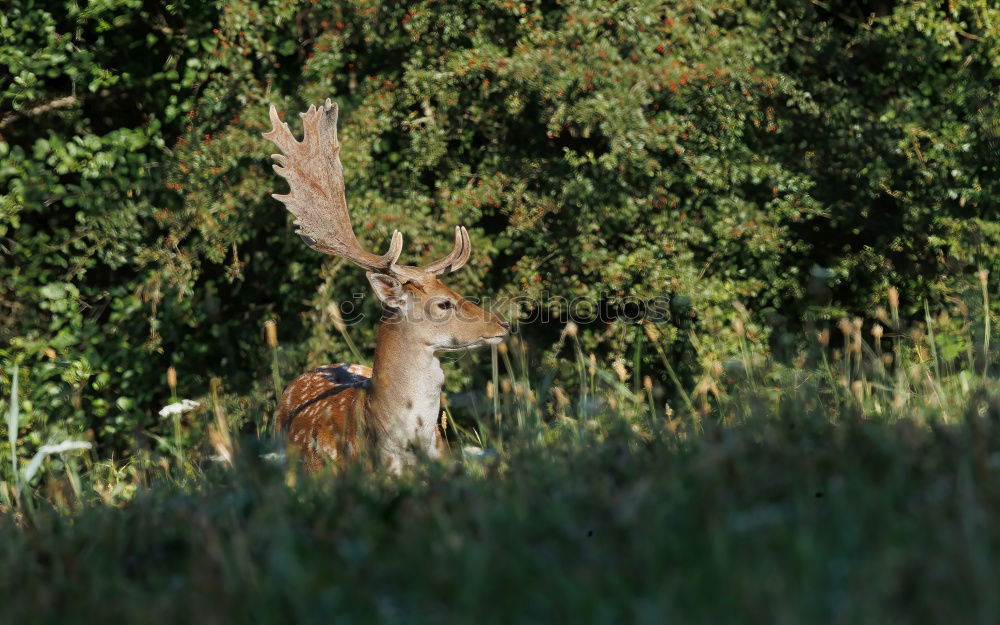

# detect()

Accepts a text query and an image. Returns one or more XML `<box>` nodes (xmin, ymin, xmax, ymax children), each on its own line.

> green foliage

<box><xmin>1</xmin><ymin>0</ymin><xmax>224</xmax><ymax>451</ymax></box>
<box><xmin>1</xmin><ymin>0</ymin><xmax>998</xmax><ymax>461</ymax></box>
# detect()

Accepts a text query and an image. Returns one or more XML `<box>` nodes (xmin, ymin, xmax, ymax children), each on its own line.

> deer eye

<box><xmin>437</xmin><ymin>300</ymin><xmax>454</xmax><ymax>310</ymax></box>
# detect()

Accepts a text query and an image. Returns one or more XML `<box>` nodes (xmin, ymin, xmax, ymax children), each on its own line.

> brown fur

<box><xmin>278</xmin><ymin>363</ymin><xmax>373</xmax><ymax>472</ymax></box>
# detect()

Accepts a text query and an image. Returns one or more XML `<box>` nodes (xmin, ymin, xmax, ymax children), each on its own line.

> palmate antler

<box><xmin>262</xmin><ymin>99</ymin><xmax>471</xmax><ymax>277</ymax></box>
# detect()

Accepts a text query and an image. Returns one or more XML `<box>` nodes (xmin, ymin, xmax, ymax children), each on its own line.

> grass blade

<box><xmin>6</xmin><ymin>365</ymin><xmax>18</xmax><ymax>490</ymax></box>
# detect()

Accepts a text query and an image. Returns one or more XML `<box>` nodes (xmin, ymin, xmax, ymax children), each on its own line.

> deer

<box><xmin>263</xmin><ymin>99</ymin><xmax>510</xmax><ymax>473</ymax></box>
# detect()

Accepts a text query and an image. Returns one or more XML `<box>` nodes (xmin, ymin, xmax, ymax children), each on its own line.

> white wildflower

<box><xmin>158</xmin><ymin>399</ymin><xmax>200</xmax><ymax>417</ymax></box>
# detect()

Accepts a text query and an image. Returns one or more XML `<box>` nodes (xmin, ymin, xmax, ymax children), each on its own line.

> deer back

<box><xmin>277</xmin><ymin>363</ymin><xmax>377</xmax><ymax>471</ymax></box>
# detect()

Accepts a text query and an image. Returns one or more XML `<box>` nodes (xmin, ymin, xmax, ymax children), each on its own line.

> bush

<box><xmin>1</xmin><ymin>0</ymin><xmax>997</xmax><ymax>459</ymax></box>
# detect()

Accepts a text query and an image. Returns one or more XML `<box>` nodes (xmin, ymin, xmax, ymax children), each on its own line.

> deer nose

<box><xmin>497</xmin><ymin>319</ymin><xmax>512</xmax><ymax>334</ymax></box>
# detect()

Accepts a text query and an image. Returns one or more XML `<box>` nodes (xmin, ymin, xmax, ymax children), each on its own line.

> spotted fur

<box><xmin>277</xmin><ymin>363</ymin><xmax>373</xmax><ymax>472</ymax></box>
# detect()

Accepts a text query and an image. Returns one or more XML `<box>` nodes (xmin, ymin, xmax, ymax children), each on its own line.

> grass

<box><xmin>1</xmin><ymin>284</ymin><xmax>998</xmax><ymax>624</ymax></box>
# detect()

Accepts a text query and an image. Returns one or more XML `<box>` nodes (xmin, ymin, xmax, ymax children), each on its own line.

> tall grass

<box><xmin>3</xmin><ymin>284</ymin><xmax>995</xmax><ymax>506</ymax></box>
<box><xmin>0</xmin><ymin>282</ymin><xmax>997</xmax><ymax>623</ymax></box>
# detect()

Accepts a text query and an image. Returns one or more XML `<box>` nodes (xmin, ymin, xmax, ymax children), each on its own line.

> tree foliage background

<box><xmin>1</xmin><ymin>0</ymin><xmax>997</xmax><ymax>456</ymax></box>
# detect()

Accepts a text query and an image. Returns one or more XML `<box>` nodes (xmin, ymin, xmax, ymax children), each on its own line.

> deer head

<box><xmin>262</xmin><ymin>99</ymin><xmax>509</xmax><ymax>352</ymax></box>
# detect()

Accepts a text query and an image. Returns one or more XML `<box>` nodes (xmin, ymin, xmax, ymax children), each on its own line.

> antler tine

<box><xmin>263</xmin><ymin>104</ymin><xmax>298</xmax><ymax>155</ymax></box>
<box><xmin>414</xmin><ymin>225</ymin><xmax>472</xmax><ymax>275</ymax></box>
<box><xmin>263</xmin><ymin>99</ymin><xmax>402</xmax><ymax>273</ymax></box>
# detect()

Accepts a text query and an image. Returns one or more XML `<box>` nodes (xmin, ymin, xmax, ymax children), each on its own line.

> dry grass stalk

<box><xmin>264</xmin><ymin>319</ymin><xmax>279</xmax><ymax>348</ymax></box>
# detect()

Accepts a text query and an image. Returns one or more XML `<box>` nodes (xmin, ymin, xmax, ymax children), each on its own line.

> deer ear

<box><xmin>366</xmin><ymin>273</ymin><xmax>407</xmax><ymax>309</ymax></box>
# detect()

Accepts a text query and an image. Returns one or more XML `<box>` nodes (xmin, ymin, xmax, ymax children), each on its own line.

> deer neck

<box><xmin>366</xmin><ymin>319</ymin><xmax>444</xmax><ymax>469</ymax></box>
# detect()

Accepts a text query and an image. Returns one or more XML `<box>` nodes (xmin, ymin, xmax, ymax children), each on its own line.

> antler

<box><xmin>263</xmin><ymin>99</ymin><xmax>471</xmax><ymax>277</ymax></box>
<box><xmin>263</xmin><ymin>100</ymin><xmax>401</xmax><ymax>273</ymax></box>
<box><xmin>417</xmin><ymin>224</ymin><xmax>471</xmax><ymax>275</ymax></box>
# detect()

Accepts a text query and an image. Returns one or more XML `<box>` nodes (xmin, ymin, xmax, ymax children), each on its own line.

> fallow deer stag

<box><xmin>263</xmin><ymin>99</ymin><xmax>510</xmax><ymax>472</ymax></box>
